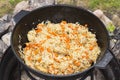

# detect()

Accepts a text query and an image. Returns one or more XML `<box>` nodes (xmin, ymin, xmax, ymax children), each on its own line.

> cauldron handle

<box><xmin>95</xmin><ymin>49</ymin><xmax>113</xmax><ymax>69</ymax></box>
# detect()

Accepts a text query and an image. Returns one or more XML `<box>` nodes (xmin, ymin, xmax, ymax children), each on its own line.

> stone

<box><xmin>112</xmin><ymin>14</ymin><xmax>120</xmax><ymax>27</ymax></box>
<box><xmin>113</xmin><ymin>27</ymin><xmax>120</xmax><ymax>40</ymax></box>
<box><xmin>8</xmin><ymin>20</ymin><xmax>15</xmax><ymax>32</ymax></box>
<box><xmin>29</xmin><ymin>0</ymin><xmax>54</xmax><ymax>10</ymax></box>
<box><xmin>1</xmin><ymin>32</ymin><xmax>11</xmax><ymax>46</ymax></box>
<box><xmin>0</xmin><ymin>22</ymin><xmax>10</xmax><ymax>33</ymax></box>
<box><xmin>110</xmin><ymin>39</ymin><xmax>117</xmax><ymax>49</ymax></box>
<box><xmin>0</xmin><ymin>14</ymin><xmax>8</xmax><ymax>21</ymax></box>
<box><xmin>93</xmin><ymin>9</ymin><xmax>104</xmax><ymax>18</ymax></box>
<box><xmin>0</xmin><ymin>40</ymin><xmax>8</xmax><ymax>53</ymax></box>
<box><xmin>112</xmin><ymin>40</ymin><xmax>120</xmax><ymax>58</ymax></box>
<box><xmin>13</xmin><ymin>1</ymin><xmax>29</xmax><ymax>15</ymax></box>
<box><xmin>93</xmin><ymin>9</ymin><xmax>113</xmax><ymax>27</ymax></box>
<box><xmin>93</xmin><ymin>9</ymin><xmax>116</xmax><ymax>33</ymax></box>
<box><xmin>45</xmin><ymin>0</ymin><xmax>55</xmax><ymax>5</ymax></box>
<box><xmin>0</xmin><ymin>14</ymin><xmax>12</xmax><ymax>22</ymax></box>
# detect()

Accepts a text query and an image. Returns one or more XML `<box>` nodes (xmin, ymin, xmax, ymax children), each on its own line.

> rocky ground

<box><xmin>0</xmin><ymin>0</ymin><xmax>120</xmax><ymax>60</ymax></box>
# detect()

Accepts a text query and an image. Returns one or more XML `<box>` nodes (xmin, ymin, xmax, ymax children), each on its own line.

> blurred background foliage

<box><xmin>57</xmin><ymin>0</ymin><xmax>120</xmax><ymax>18</ymax></box>
<box><xmin>0</xmin><ymin>0</ymin><xmax>120</xmax><ymax>17</ymax></box>
<box><xmin>0</xmin><ymin>0</ymin><xmax>25</xmax><ymax>17</ymax></box>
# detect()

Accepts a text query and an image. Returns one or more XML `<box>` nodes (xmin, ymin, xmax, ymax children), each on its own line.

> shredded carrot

<box><xmin>27</xmin><ymin>56</ymin><xmax>31</xmax><ymax>61</ymax></box>
<box><xmin>22</xmin><ymin>21</ymin><xmax>101</xmax><ymax>75</ymax></box>
<box><xmin>61</xmin><ymin>21</ymin><xmax>67</xmax><ymax>24</ymax></box>
<box><xmin>33</xmin><ymin>49</ymin><xmax>39</xmax><ymax>55</ymax></box>
<box><xmin>66</xmin><ymin>43</ymin><xmax>70</xmax><ymax>49</ymax></box>
<box><xmin>53</xmin><ymin>52</ymin><xmax>58</xmax><ymax>57</ymax></box>
<box><xmin>82</xmin><ymin>33</ymin><xmax>87</xmax><ymax>37</ymax></box>
<box><xmin>24</xmin><ymin>47</ymin><xmax>29</xmax><ymax>51</ymax></box>
<box><xmin>82</xmin><ymin>55</ymin><xmax>89</xmax><ymax>59</ymax></box>
<box><xmin>85</xmin><ymin>51</ymin><xmax>88</xmax><ymax>55</ymax></box>
<box><xmin>39</xmin><ymin>46</ymin><xmax>44</xmax><ymax>52</ymax></box>
<box><xmin>67</xmin><ymin>66</ymin><xmax>74</xmax><ymax>74</ymax></box>
<box><xmin>40</xmin><ymin>40</ymin><xmax>46</xmax><ymax>44</ymax></box>
<box><xmin>32</xmin><ymin>43</ymin><xmax>39</xmax><ymax>47</ymax></box>
<box><xmin>79</xmin><ymin>43</ymin><xmax>82</xmax><ymax>46</ymax></box>
<box><xmin>60</xmin><ymin>25</ymin><xmax>65</xmax><ymax>32</ymax></box>
<box><xmin>66</xmin><ymin>37</ymin><xmax>70</xmax><ymax>42</ymax></box>
<box><xmin>82</xmin><ymin>56</ymin><xmax>86</xmax><ymax>59</ymax></box>
<box><xmin>47</xmin><ymin>27</ymin><xmax>51</xmax><ymax>33</ymax></box>
<box><xmin>75</xmin><ymin>27</ymin><xmax>79</xmax><ymax>31</ymax></box>
<box><xmin>89</xmin><ymin>45</ymin><xmax>94</xmax><ymax>50</ymax></box>
<box><xmin>75</xmin><ymin>48</ymin><xmax>81</xmax><ymax>51</ymax></box>
<box><xmin>68</xmin><ymin>25</ymin><xmax>74</xmax><ymax>30</ymax></box>
<box><xmin>68</xmin><ymin>24</ymin><xmax>77</xmax><ymax>31</ymax></box>
<box><xmin>35</xmin><ymin>28</ymin><xmax>42</xmax><ymax>33</ymax></box>
<box><xmin>46</xmin><ymin>35</ymin><xmax>51</xmax><ymax>39</ymax></box>
<box><xmin>47</xmin><ymin>48</ymin><xmax>51</xmax><ymax>53</ymax></box>
<box><xmin>73</xmin><ymin>60</ymin><xmax>81</xmax><ymax>66</ymax></box>
<box><xmin>73</xmin><ymin>31</ymin><xmax>78</xmax><ymax>35</ymax></box>
<box><xmin>61</xmin><ymin>33</ymin><xmax>67</xmax><ymax>37</ymax></box>
<box><xmin>85</xmin><ymin>55</ymin><xmax>89</xmax><ymax>59</ymax></box>
<box><xmin>51</xmin><ymin>32</ymin><xmax>57</xmax><ymax>36</ymax></box>
<box><xmin>47</xmin><ymin>27</ymin><xmax>57</xmax><ymax>36</ymax></box>
<box><xmin>37</xmin><ymin>58</ymin><xmax>42</xmax><ymax>62</ymax></box>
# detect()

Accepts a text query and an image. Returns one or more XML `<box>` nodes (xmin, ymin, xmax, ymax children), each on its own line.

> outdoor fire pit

<box><xmin>0</xmin><ymin>0</ymin><xmax>120</xmax><ymax>80</ymax></box>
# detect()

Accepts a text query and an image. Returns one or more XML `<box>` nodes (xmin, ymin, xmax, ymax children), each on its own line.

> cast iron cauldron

<box><xmin>11</xmin><ymin>5</ymin><xmax>113</xmax><ymax>80</ymax></box>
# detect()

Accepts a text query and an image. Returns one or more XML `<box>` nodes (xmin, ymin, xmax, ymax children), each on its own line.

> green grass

<box><xmin>57</xmin><ymin>0</ymin><xmax>120</xmax><ymax>15</ymax></box>
<box><xmin>1</xmin><ymin>0</ymin><xmax>120</xmax><ymax>18</ymax></box>
<box><xmin>0</xmin><ymin>0</ymin><xmax>24</xmax><ymax>17</ymax></box>
<box><xmin>88</xmin><ymin>0</ymin><xmax>120</xmax><ymax>12</ymax></box>
<box><xmin>88</xmin><ymin>0</ymin><xmax>120</xmax><ymax>9</ymax></box>
<box><xmin>9</xmin><ymin>0</ymin><xmax>23</xmax><ymax>5</ymax></box>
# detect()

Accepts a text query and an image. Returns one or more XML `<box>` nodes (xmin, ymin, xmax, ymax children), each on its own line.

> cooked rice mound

<box><xmin>21</xmin><ymin>21</ymin><xmax>101</xmax><ymax>75</ymax></box>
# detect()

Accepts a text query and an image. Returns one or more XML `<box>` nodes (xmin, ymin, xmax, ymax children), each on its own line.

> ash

<box><xmin>0</xmin><ymin>0</ymin><xmax>120</xmax><ymax>80</ymax></box>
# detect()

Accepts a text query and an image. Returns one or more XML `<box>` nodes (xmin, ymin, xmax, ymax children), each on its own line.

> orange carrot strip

<box><xmin>46</xmin><ymin>35</ymin><xmax>51</xmax><ymax>39</ymax></box>
<box><xmin>84</xmin><ymin>51</ymin><xmax>88</xmax><ymax>55</ymax></box>
<box><xmin>37</xmin><ymin>58</ymin><xmax>42</xmax><ymax>62</ymax></box>
<box><xmin>47</xmin><ymin>27</ymin><xmax>51</xmax><ymax>33</ymax></box>
<box><xmin>61</xmin><ymin>21</ymin><xmax>67</xmax><ymax>24</ymax></box>
<box><xmin>27</xmin><ymin>56</ymin><xmax>31</xmax><ymax>61</ymax></box>
<box><xmin>39</xmin><ymin>46</ymin><xmax>44</xmax><ymax>52</ymax></box>
<box><xmin>40</xmin><ymin>40</ymin><xmax>46</xmax><ymax>44</ymax></box>
<box><xmin>67</xmin><ymin>66</ymin><xmax>74</xmax><ymax>74</ymax></box>
<box><xmin>85</xmin><ymin>55</ymin><xmax>89</xmax><ymax>59</ymax></box>
<box><xmin>60</xmin><ymin>25</ymin><xmax>65</xmax><ymax>32</ymax></box>
<box><xmin>51</xmin><ymin>32</ymin><xmax>57</xmax><ymax>36</ymax></box>
<box><xmin>47</xmin><ymin>48</ymin><xmax>51</xmax><ymax>53</ymax></box>
<box><xmin>73</xmin><ymin>60</ymin><xmax>81</xmax><ymax>66</ymax></box>
<box><xmin>53</xmin><ymin>52</ymin><xmax>58</xmax><ymax>57</ymax></box>
<box><xmin>35</xmin><ymin>28</ymin><xmax>42</xmax><ymax>33</ymax></box>
<box><xmin>65</xmin><ymin>37</ymin><xmax>70</xmax><ymax>43</ymax></box>
<box><xmin>89</xmin><ymin>46</ymin><xmax>94</xmax><ymax>50</ymax></box>
<box><xmin>34</xmin><ymin>49</ymin><xmax>39</xmax><ymax>55</ymax></box>
<box><xmin>66</xmin><ymin>44</ymin><xmax>70</xmax><ymax>49</ymax></box>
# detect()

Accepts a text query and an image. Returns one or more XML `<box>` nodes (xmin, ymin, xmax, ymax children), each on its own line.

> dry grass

<box><xmin>0</xmin><ymin>0</ymin><xmax>24</xmax><ymax>17</ymax></box>
<box><xmin>0</xmin><ymin>0</ymin><xmax>12</xmax><ymax>17</ymax></box>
